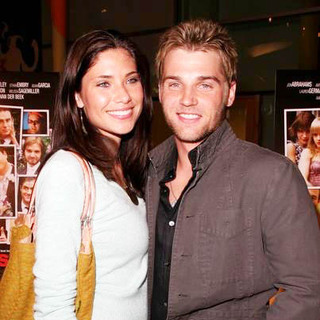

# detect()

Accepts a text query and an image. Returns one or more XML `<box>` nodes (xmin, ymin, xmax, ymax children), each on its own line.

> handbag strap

<box><xmin>26</xmin><ymin>151</ymin><xmax>96</xmax><ymax>239</ymax></box>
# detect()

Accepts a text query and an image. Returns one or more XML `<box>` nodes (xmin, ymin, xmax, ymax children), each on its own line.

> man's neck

<box><xmin>174</xmin><ymin>137</ymin><xmax>201</xmax><ymax>174</ymax></box>
<box><xmin>27</xmin><ymin>162</ymin><xmax>40</xmax><ymax>168</ymax></box>
<box><xmin>0</xmin><ymin>136</ymin><xmax>10</xmax><ymax>143</ymax></box>
<box><xmin>165</xmin><ymin>137</ymin><xmax>201</xmax><ymax>204</ymax></box>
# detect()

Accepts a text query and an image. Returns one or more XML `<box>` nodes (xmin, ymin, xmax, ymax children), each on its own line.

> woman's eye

<box><xmin>97</xmin><ymin>82</ymin><xmax>109</xmax><ymax>87</ymax></box>
<box><xmin>127</xmin><ymin>77</ymin><xmax>140</xmax><ymax>84</ymax></box>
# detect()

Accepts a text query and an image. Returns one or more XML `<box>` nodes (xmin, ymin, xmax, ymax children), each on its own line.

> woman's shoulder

<box><xmin>287</xmin><ymin>141</ymin><xmax>296</xmax><ymax>148</ymax></box>
<box><xmin>301</xmin><ymin>147</ymin><xmax>312</xmax><ymax>158</ymax></box>
<box><xmin>38</xmin><ymin>150</ymin><xmax>84</xmax><ymax>181</ymax></box>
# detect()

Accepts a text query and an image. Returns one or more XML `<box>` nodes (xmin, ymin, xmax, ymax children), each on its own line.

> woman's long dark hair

<box><xmin>43</xmin><ymin>30</ymin><xmax>152</xmax><ymax>197</ymax></box>
<box><xmin>288</xmin><ymin>111</ymin><xmax>315</xmax><ymax>142</ymax></box>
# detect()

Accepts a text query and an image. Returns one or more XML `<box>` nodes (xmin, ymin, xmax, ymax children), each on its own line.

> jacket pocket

<box><xmin>199</xmin><ymin>208</ymin><xmax>247</xmax><ymax>239</ymax></box>
<box><xmin>198</xmin><ymin>209</ymin><xmax>251</xmax><ymax>301</ymax></box>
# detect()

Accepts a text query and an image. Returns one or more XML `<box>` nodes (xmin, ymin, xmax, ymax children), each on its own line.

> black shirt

<box><xmin>151</xmin><ymin>148</ymin><xmax>198</xmax><ymax>320</ymax></box>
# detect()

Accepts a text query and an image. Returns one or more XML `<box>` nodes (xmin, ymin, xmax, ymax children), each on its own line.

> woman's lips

<box><xmin>107</xmin><ymin>108</ymin><xmax>133</xmax><ymax>119</ymax></box>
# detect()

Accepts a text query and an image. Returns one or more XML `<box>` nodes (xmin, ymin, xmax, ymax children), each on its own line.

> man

<box><xmin>0</xmin><ymin>147</ymin><xmax>15</xmax><ymax>217</ymax></box>
<box><xmin>18</xmin><ymin>177</ymin><xmax>36</xmax><ymax>213</ymax></box>
<box><xmin>0</xmin><ymin>108</ymin><xmax>19</xmax><ymax>146</ymax></box>
<box><xmin>147</xmin><ymin>20</ymin><xmax>320</xmax><ymax>320</ymax></box>
<box><xmin>18</xmin><ymin>137</ymin><xmax>45</xmax><ymax>175</ymax></box>
<box><xmin>23</xmin><ymin>111</ymin><xmax>45</xmax><ymax>135</ymax></box>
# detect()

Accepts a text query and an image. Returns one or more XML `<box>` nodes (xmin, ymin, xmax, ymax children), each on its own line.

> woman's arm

<box><xmin>286</xmin><ymin>143</ymin><xmax>297</xmax><ymax>164</ymax></box>
<box><xmin>33</xmin><ymin>151</ymin><xmax>85</xmax><ymax>320</ymax></box>
<box><xmin>298</xmin><ymin>148</ymin><xmax>312</xmax><ymax>186</ymax></box>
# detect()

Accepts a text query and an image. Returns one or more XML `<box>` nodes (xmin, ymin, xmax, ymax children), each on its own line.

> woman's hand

<box><xmin>9</xmin><ymin>122</ymin><xmax>19</xmax><ymax>147</ymax></box>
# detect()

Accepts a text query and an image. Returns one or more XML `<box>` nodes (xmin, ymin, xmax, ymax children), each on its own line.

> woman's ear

<box><xmin>75</xmin><ymin>93</ymin><xmax>84</xmax><ymax>108</ymax></box>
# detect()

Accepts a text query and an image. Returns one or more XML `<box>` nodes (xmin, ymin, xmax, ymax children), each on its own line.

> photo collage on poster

<box><xmin>284</xmin><ymin>108</ymin><xmax>320</xmax><ymax>227</ymax></box>
<box><xmin>0</xmin><ymin>105</ymin><xmax>51</xmax><ymax>244</ymax></box>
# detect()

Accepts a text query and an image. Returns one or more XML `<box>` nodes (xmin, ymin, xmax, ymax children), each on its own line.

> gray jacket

<box><xmin>146</xmin><ymin>121</ymin><xmax>320</xmax><ymax>320</ymax></box>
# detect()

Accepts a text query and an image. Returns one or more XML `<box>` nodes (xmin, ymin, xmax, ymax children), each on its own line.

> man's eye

<box><xmin>199</xmin><ymin>83</ymin><xmax>213</xmax><ymax>89</ymax></box>
<box><xmin>168</xmin><ymin>82</ymin><xmax>180</xmax><ymax>89</ymax></box>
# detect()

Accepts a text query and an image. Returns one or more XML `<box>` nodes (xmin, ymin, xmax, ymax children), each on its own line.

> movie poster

<box><xmin>0</xmin><ymin>72</ymin><xmax>58</xmax><ymax>278</ymax></box>
<box><xmin>275</xmin><ymin>70</ymin><xmax>320</xmax><ymax>228</ymax></box>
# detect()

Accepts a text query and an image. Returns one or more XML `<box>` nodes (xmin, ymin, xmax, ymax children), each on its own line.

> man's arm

<box><xmin>262</xmin><ymin>159</ymin><xmax>320</xmax><ymax>320</ymax></box>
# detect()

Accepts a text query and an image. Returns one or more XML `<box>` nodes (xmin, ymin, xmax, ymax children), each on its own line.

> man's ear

<box><xmin>226</xmin><ymin>81</ymin><xmax>236</xmax><ymax>107</ymax></box>
<box><xmin>158</xmin><ymin>83</ymin><xmax>162</xmax><ymax>104</ymax></box>
<box><xmin>75</xmin><ymin>93</ymin><xmax>84</xmax><ymax>108</ymax></box>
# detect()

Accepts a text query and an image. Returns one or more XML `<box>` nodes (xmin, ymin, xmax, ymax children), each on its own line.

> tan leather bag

<box><xmin>0</xmin><ymin>151</ymin><xmax>96</xmax><ymax>320</ymax></box>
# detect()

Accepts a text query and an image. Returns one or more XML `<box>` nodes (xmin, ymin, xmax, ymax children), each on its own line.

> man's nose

<box><xmin>180</xmin><ymin>87</ymin><xmax>197</xmax><ymax>107</ymax></box>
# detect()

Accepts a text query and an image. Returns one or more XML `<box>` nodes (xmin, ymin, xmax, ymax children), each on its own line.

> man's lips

<box><xmin>177</xmin><ymin>113</ymin><xmax>201</xmax><ymax>120</ymax></box>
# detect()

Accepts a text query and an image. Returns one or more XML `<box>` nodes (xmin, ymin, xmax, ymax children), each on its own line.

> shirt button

<box><xmin>164</xmin><ymin>302</ymin><xmax>168</xmax><ymax>307</ymax></box>
<box><xmin>169</xmin><ymin>221</ymin><xmax>175</xmax><ymax>227</ymax></box>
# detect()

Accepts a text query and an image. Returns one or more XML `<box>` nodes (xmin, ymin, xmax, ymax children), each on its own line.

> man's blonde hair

<box><xmin>155</xmin><ymin>19</ymin><xmax>238</xmax><ymax>86</ymax></box>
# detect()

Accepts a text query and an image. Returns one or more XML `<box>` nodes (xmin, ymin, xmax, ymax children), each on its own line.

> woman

<box><xmin>33</xmin><ymin>30</ymin><xmax>152</xmax><ymax>320</ymax></box>
<box><xmin>299</xmin><ymin>117</ymin><xmax>320</xmax><ymax>187</ymax></box>
<box><xmin>287</xmin><ymin>111</ymin><xmax>315</xmax><ymax>165</ymax></box>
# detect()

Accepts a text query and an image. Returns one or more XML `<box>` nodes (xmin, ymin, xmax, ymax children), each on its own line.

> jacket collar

<box><xmin>149</xmin><ymin>120</ymin><xmax>237</xmax><ymax>174</ymax></box>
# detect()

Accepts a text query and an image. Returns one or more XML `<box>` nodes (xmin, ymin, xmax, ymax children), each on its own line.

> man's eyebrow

<box><xmin>198</xmin><ymin>76</ymin><xmax>221</xmax><ymax>84</ymax></box>
<box><xmin>162</xmin><ymin>76</ymin><xmax>181</xmax><ymax>82</ymax></box>
<box><xmin>162</xmin><ymin>75</ymin><xmax>222</xmax><ymax>84</ymax></box>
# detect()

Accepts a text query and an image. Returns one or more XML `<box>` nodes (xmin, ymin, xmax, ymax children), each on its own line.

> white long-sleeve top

<box><xmin>33</xmin><ymin>150</ymin><xmax>148</xmax><ymax>320</ymax></box>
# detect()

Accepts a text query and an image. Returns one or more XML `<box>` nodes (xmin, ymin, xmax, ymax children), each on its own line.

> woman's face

<box><xmin>297</xmin><ymin>129</ymin><xmax>309</xmax><ymax>147</ymax></box>
<box><xmin>313</xmin><ymin>133</ymin><xmax>320</xmax><ymax>149</ymax></box>
<box><xmin>75</xmin><ymin>48</ymin><xmax>144</xmax><ymax>144</ymax></box>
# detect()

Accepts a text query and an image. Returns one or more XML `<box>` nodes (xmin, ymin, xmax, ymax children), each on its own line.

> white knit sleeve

<box><xmin>33</xmin><ymin>151</ymin><xmax>85</xmax><ymax>320</ymax></box>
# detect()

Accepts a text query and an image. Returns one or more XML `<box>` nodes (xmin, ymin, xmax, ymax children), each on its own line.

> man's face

<box><xmin>159</xmin><ymin>48</ymin><xmax>236</xmax><ymax>146</ymax></box>
<box><xmin>28</xmin><ymin>113</ymin><xmax>41</xmax><ymax>134</ymax></box>
<box><xmin>20</xmin><ymin>179</ymin><xmax>35</xmax><ymax>205</ymax></box>
<box><xmin>0</xmin><ymin>150</ymin><xmax>8</xmax><ymax>172</ymax></box>
<box><xmin>24</xmin><ymin>143</ymin><xmax>41</xmax><ymax>165</ymax></box>
<box><xmin>0</xmin><ymin>111</ymin><xmax>13</xmax><ymax>139</ymax></box>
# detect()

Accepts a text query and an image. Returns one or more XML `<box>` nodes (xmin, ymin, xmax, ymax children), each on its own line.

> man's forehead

<box><xmin>26</xmin><ymin>143</ymin><xmax>41</xmax><ymax>150</ymax></box>
<box><xmin>29</xmin><ymin>114</ymin><xmax>40</xmax><ymax>120</ymax></box>
<box><xmin>162</xmin><ymin>48</ymin><xmax>225</xmax><ymax>77</ymax></box>
<box><xmin>22</xmin><ymin>180</ymin><xmax>35</xmax><ymax>187</ymax></box>
<box><xmin>0</xmin><ymin>110</ymin><xmax>12</xmax><ymax>119</ymax></box>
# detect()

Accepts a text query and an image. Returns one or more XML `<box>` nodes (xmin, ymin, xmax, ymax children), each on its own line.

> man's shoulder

<box><xmin>235</xmin><ymin>138</ymin><xmax>287</xmax><ymax>162</ymax></box>
<box><xmin>17</xmin><ymin>163</ymin><xmax>27</xmax><ymax>174</ymax></box>
<box><xmin>233</xmin><ymin>138</ymin><xmax>299</xmax><ymax>176</ymax></box>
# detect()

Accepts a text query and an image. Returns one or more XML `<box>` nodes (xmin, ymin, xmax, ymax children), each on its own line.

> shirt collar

<box><xmin>149</xmin><ymin>120</ymin><xmax>236</xmax><ymax>175</ymax></box>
